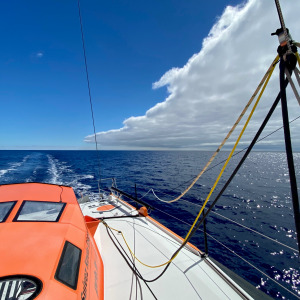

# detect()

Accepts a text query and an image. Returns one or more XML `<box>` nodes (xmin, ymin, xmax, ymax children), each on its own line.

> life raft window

<box><xmin>0</xmin><ymin>275</ymin><xmax>42</xmax><ymax>299</ymax></box>
<box><xmin>55</xmin><ymin>241</ymin><xmax>82</xmax><ymax>290</ymax></box>
<box><xmin>0</xmin><ymin>201</ymin><xmax>17</xmax><ymax>223</ymax></box>
<box><xmin>13</xmin><ymin>201</ymin><xmax>66</xmax><ymax>222</ymax></box>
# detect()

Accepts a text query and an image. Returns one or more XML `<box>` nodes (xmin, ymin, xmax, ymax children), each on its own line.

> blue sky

<box><xmin>1</xmin><ymin>1</ymin><xmax>300</xmax><ymax>150</ymax></box>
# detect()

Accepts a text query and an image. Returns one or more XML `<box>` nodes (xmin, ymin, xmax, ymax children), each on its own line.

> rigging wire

<box><xmin>105</xmin><ymin>64</ymin><xmax>296</xmax><ymax>292</ymax></box>
<box><xmin>123</xmin><ymin>188</ymin><xmax>298</xmax><ymax>254</ymax></box>
<box><xmin>111</xmin><ymin>61</ymin><xmax>299</xmax><ymax>286</ymax></box>
<box><xmin>206</xmin><ymin>231</ymin><xmax>300</xmax><ymax>299</ymax></box>
<box><xmin>154</xmin><ymin>206</ymin><xmax>299</xmax><ymax>297</ymax></box>
<box><xmin>279</xmin><ymin>61</ymin><xmax>300</xmax><ymax>255</ymax></box>
<box><xmin>105</xmin><ymin>54</ymin><xmax>286</xmax><ymax>282</ymax></box>
<box><xmin>144</xmin><ymin>113</ymin><xmax>300</xmax><ymax>202</ymax></box>
<box><xmin>124</xmin><ymin>56</ymin><xmax>278</xmax><ymax>205</ymax></box>
<box><xmin>103</xmin><ymin>206</ymin><xmax>299</xmax><ymax>298</ymax></box>
<box><xmin>146</xmin><ymin>55</ymin><xmax>279</xmax><ymax>204</ymax></box>
<box><xmin>272</xmin><ymin>2</ymin><xmax>300</xmax><ymax>253</ymax></box>
<box><xmin>103</xmin><ymin>62</ymin><xmax>276</xmax><ymax>274</ymax></box>
<box><xmin>112</xmin><ymin>194</ymin><xmax>298</xmax><ymax>263</ymax></box>
<box><xmin>177</xmin><ymin>78</ymin><xmax>290</xmax><ymax>256</ymax></box>
<box><xmin>211</xmin><ymin>211</ymin><xmax>298</xmax><ymax>252</ymax></box>
<box><xmin>183</xmin><ymin>59</ymin><xmax>276</xmax><ymax>240</ymax></box>
<box><xmin>178</xmin><ymin>199</ymin><xmax>298</xmax><ymax>253</ymax></box>
<box><xmin>77</xmin><ymin>0</ymin><xmax>102</xmax><ymax>182</ymax></box>
<box><xmin>138</xmin><ymin>77</ymin><xmax>291</xmax><ymax>282</ymax></box>
<box><xmin>134</xmin><ymin>57</ymin><xmax>281</xmax><ymax>203</ymax></box>
<box><xmin>103</xmin><ymin>6</ymin><xmax>300</xmax><ymax>294</ymax></box>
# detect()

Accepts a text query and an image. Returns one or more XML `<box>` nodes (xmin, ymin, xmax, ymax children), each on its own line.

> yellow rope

<box><xmin>103</xmin><ymin>221</ymin><xmax>173</xmax><ymax>268</ymax></box>
<box><xmin>296</xmin><ymin>52</ymin><xmax>300</xmax><ymax>68</ymax></box>
<box><xmin>184</xmin><ymin>59</ymin><xmax>276</xmax><ymax>239</ymax></box>
<box><xmin>105</xmin><ymin>56</ymin><xmax>277</xmax><ymax>269</ymax></box>
<box><xmin>160</xmin><ymin>55</ymin><xmax>280</xmax><ymax>204</ymax></box>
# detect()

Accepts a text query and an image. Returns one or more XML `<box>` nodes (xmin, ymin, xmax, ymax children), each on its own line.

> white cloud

<box><xmin>85</xmin><ymin>0</ymin><xmax>300</xmax><ymax>150</ymax></box>
<box><xmin>36</xmin><ymin>52</ymin><xmax>43</xmax><ymax>58</ymax></box>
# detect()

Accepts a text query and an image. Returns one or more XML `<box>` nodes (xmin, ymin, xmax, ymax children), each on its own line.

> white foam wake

<box><xmin>47</xmin><ymin>155</ymin><xmax>95</xmax><ymax>197</ymax></box>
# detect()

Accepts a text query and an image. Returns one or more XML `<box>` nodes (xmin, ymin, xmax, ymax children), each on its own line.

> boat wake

<box><xmin>47</xmin><ymin>154</ymin><xmax>95</xmax><ymax>197</ymax></box>
<box><xmin>0</xmin><ymin>152</ymin><xmax>96</xmax><ymax>198</ymax></box>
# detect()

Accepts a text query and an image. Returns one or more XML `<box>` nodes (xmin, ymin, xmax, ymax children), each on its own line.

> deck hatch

<box><xmin>13</xmin><ymin>201</ymin><xmax>66</xmax><ymax>222</ymax></box>
<box><xmin>55</xmin><ymin>241</ymin><xmax>82</xmax><ymax>290</ymax></box>
<box><xmin>0</xmin><ymin>201</ymin><xmax>17</xmax><ymax>223</ymax></box>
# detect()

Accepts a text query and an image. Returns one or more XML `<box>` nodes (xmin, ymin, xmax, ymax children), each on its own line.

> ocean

<box><xmin>0</xmin><ymin>150</ymin><xmax>299</xmax><ymax>299</ymax></box>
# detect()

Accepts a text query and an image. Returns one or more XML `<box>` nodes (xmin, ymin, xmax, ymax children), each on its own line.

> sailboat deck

<box><xmin>81</xmin><ymin>196</ymin><xmax>252</xmax><ymax>300</ymax></box>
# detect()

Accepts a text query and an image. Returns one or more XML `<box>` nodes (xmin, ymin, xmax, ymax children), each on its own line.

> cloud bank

<box><xmin>85</xmin><ymin>0</ymin><xmax>300</xmax><ymax>150</ymax></box>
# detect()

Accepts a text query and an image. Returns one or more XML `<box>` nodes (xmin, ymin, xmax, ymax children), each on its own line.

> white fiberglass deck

<box><xmin>81</xmin><ymin>196</ymin><xmax>253</xmax><ymax>300</ymax></box>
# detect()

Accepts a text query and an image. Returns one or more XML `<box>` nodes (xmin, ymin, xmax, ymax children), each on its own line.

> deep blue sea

<box><xmin>0</xmin><ymin>150</ymin><xmax>299</xmax><ymax>299</ymax></box>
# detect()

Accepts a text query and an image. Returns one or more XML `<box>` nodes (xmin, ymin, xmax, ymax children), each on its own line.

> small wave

<box><xmin>82</xmin><ymin>175</ymin><xmax>94</xmax><ymax>179</ymax></box>
<box><xmin>0</xmin><ymin>170</ymin><xmax>8</xmax><ymax>177</ymax></box>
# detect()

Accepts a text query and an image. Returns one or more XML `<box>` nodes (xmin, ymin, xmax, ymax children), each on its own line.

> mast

<box><xmin>273</xmin><ymin>0</ymin><xmax>300</xmax><ymax>254</ymax></box>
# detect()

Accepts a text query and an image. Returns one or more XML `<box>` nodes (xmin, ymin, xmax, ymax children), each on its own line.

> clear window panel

<box><xmin>0</xmin><ymin>202</ymin><xmax>16</xmax><ymax>222</ymax></box>
<box><xmin>55</xmin><ymin>241</ymin><xmax>81</xmax><ymax>289</ymax></box>
<box><xmin>15</xmin><ymin>201</ymin><xmax>65</xmax><ymax>222</ymax></box>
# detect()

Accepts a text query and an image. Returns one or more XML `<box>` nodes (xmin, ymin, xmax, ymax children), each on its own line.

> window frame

<box><xmin>13</xmin><ymin>200</ymin><xmax>66</xmax><ymax>222</ymax></box>
<box><xmin>54</xmin><ymin>241</ymin><xmax>82</xmax><ymax>290</ymax></box>
<box><xmin>0</xmin><ymin>201</ymin><xmax>17</xmax><ymax>223</ymax></box>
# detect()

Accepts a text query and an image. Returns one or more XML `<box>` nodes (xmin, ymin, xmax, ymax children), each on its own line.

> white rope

<box><xmin>207</xmin><ymin>232</ymin><xmax>300</xmax><ymax>299</ymax></box>
<box><xmin>148</xmin><ymin>184</ymin><xmax>298</xmax><ymax>253</ymax></box>
<box><xmin>151</xmin><ymin>188</ymin><xmax>187</xmax><ymax>203</ymax></box>
<box><xmin>151</xmin><ymin>189</ymin><xmax>167</xmax><ymax>202</ymax></box>
<box><xmin>140</xmin><ymin>188</ymin><xmax>153</xmax><ymax>200</ymax></box>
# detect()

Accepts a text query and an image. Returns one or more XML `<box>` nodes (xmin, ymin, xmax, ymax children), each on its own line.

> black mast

<box><xmin>273</xmin><ymin>0</ymin><xmax>300</xmax><ymax>254</ymax></box>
